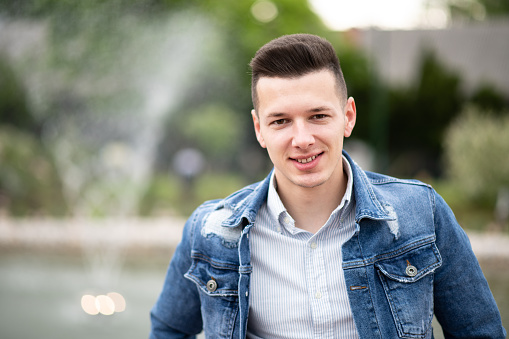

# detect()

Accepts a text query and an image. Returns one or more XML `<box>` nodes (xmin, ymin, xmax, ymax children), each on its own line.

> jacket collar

<box><xmin>342</xmin><ymin>151</ymin><xmax>394</xmax><ymax>222</ymax></box>
<box><xmin>220</xmin><ymin>170</ymin><xmax>272</xmax><ymax>228</ymax></box>
<box><xmin>220</xmin><ymin>151</ymin><xmax>394</xmax><ymax>228</ymax></box>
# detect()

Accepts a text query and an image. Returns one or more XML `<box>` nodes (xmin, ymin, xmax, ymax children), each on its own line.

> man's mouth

<box><xmin>294</xmin><ymin>153</ymin><xmax>322</xmax><ymax>164</ymax></box>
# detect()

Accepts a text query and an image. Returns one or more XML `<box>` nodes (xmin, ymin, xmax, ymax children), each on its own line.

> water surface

<box><xmin>0</xmin><ymin>251</ymin><xmax>507</xmax><ymax>338</ymax></box>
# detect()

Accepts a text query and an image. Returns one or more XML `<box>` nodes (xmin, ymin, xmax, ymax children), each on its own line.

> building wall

<box><xmin>359</xmin><ymin>19</ymin><xmax>509</xmax><ymax>97</ymax></box>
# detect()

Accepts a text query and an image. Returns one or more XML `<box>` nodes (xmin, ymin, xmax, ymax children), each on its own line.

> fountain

<box><xmin>1</xmin><ymin>8</ymin><xmax>223</xmax><ymax>329</ymax></box>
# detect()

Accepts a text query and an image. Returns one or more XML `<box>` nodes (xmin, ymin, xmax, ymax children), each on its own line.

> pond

<box><xmin>0</xmin><ymin>250</ymin><xmax>169</xmax><ymax>339</ymax></box>
<box><xmin>0</xmin><ymin>250</ymin><xmax>507</xmax><ymax>338</ymax></box>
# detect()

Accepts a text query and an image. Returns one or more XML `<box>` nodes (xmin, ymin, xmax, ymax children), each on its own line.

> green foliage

<box><xmin>195</xmin><ymin>0</ymin><xmax>327</xmax><ymax>56</ymax></box>
<box><xmin>0</xmin><ymin>56</ymin><xmax>38</xmax><ymax>134</ymax></box>
<box><xmin>470</xmin><ymin>83</ymin><xmax>508</xmax><ymax>113</ymax></box>
<box><xmin>137</xmin><ymin>173</ymin><xmax>181</xmax><ymax>216</ymax></box>
<box><xmin>335</xmin><ymin>46</ymin><xmax>374</xmax><ymax>144</ymax></box>
<box><xmin>179</xmin><ymin>104</ymin><xmax>243</xmax><ymax>157</ymax></box>
<box><xmin>481</xmin><ymin>0</ymin><xmax>509</xmax><ymax>15</ymax></box>
<box><xmin>194</xmin><ymin>173</ymin><xmax>246</xmax><ymax>205</ymax></box>
<box><xmin>430</xmin><ymin>179</ymin><xmax>493</xmax><ymax>230</ymax></box>
<box><xmin>447</xmin><ymin>0</ymin><xmax>509</xmax><ymax>21</ymax></box>
<box><xmin>443</xmin><ymin>105</ymin><xmax>509</xmax><ymax>206</ymax></box>
<box><xmin>139</xmin><ymin>171</ymin><xmax>246</xmax><ymax>217</ymax></box>
<box><xmin>0</xmin><ymin>57</ymin><xmax>66</xmax><ymax>216</ymax></box>
<box><xmin>0</xmin><ymin>0</ymin><xmax>166</xmax><ymax>19</ymax></box>
<box><xmin>0</xmin><ymin>127</ymin><xmax>68</xmax><ymax>216</ymax></box>
<box><xmin>4</xmin><ymin>0</ymin><xmax>507</xmax><ymax>219</ymax></box>
<box><xmin>385</xmin><ymin>51</ymin><xmax>463</xmax><ymax>177</ymax></box>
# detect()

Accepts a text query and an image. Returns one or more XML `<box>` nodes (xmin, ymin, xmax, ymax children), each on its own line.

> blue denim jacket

<box><xmin>150</xmin><ymin>151</ymin><xmax>506</xmax><ymax>339</ymax></box>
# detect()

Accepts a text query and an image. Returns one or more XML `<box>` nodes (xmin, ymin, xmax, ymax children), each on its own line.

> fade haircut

<box><xmin>249</xmin><ymin>34</ymin><xmax>347</xmax><ymax>111</ymax></box>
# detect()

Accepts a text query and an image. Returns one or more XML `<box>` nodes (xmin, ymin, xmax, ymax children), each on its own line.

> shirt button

<box><xmin>405</xmin><ymin>265</ymin><xmax>418</xmax><ymax>277</ymax></box>
<box><xmin>206</xmin><ymin>279</ymin><xmax>217</xmax><ymax>292</ymax></box>
<box><xmin>283</xmin><ymin>216</ymin><xmax>290</xmax><ymax>224</ymax></box>
<box><xmin>315</xmin><ymin>291</ymin><xmax>322</xmax><ymax>299</ymax></box>
<box><xmin>310</xmin><ymin>242</ymin><xmax>317</xmax><ymax>249</ymax></box>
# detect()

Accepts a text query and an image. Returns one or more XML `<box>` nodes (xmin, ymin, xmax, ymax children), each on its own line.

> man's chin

<box><xmin>275</xmin><ymin>170</ymin><xmax>329</xmax><ymax>190</ymax></box>
<box><xmin>290</xmin><ymin>176</ymin><xmax>327</xmax><ymax>189</ymax></box>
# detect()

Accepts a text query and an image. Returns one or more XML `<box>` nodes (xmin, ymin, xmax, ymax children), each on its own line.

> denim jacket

<box><xmin>150</xmin><ymin>151</ymin><xmax>506</xmax><ymax>339</ymax></box>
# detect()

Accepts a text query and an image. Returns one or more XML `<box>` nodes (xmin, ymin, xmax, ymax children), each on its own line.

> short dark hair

<box><xmin>249</xmin><ymin>34</ymin><xmax>347</xmax><ymax>111</ymax></box>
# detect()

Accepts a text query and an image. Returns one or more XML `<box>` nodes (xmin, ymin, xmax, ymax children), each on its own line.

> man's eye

<box><xmin>312</xmin><ymin>114</ymin><xmax>327</xmax><ymax>120</ymax></box>
<box><xmin>272</xmin><ymin>119</ymin><xmax>288</xmax><ymax>125</ymax></box>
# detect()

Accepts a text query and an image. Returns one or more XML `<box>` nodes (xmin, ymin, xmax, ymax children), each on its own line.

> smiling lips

<box><xmin>294</xmin><ymin>152</ymin><xmax>322</xmax><ymax>164</ymax></box>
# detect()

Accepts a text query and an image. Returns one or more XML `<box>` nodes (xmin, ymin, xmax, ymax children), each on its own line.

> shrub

<box><xmin>0</xmin><ymin>126</ymin><xmax>68</xmax><ymax>216</ymax></box>
<box><xmin>443</xmin><ymin>105</ymin><xmax>509</xmax><ymax>207</ymax></box>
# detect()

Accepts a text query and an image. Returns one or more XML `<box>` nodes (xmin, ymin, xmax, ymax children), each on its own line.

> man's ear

<box><xmin>344</xmin><ymin>97</ymin><xmax>357</xmax><ymax>138</ymax></box>
<box><xmin>252</xmin><ymin>109</ymin><xmax>266</xmax><ymax>148</ymax></box>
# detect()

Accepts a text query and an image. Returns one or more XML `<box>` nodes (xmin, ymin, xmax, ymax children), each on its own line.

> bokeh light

<box><xmin>251</xmin><ymin>0</ymin><xmax>278</xmax><ymax>23</ymax></box>
<box><xmin>108</xmin><ymin>292</ymin><xmax>126</xmax><ymax>313</ymax></box>
<box><xmin>81</xmin><ymin>295</ymin><xmax>99</xmax><ymax>315</ymax></box>
<box><xmin>81</xmin><ymin>292</ymin><xmax>126</xmax><ymax>316</ymax></box>
<box><xmin>96</xmin><ymin>295</ymin><xmax>115</xmax><ymax>316</ymax></box>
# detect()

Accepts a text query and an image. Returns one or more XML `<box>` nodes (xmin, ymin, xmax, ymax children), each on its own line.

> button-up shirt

<box><xmin>247</xmin><ymin>156</ymin><xmax>359</xmax><ymax>338</ymax></box>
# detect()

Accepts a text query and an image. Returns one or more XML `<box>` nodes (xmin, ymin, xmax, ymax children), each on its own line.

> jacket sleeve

<box><xmin>432</xmin><ymin>190</ymin><xmax>506</xmax><ymax>338</ymax></box>
<box><xmin>149</xmin><ymin>208</ymin><xmax>204</xmax><ymax>339</ymax></box>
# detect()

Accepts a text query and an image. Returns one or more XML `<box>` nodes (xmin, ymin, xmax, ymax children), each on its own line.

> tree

<box><xmin>0</xmin><ymin>57</ymin><xmax>38</xmax><ymax>134</ymax></box>
<box><xmin>443</xmin><ymin>0</ymin><xmax>509</xmax><ymax>21</ymax></box>
<box><xmin>444</xmin><ymin>105</ymin><xmax>509</xmax><ymax>206</ymax></box>
<box><xmin>385</xmin><ymin>51</ymin><xmax>463</xmax><ymax>177</ymax></box>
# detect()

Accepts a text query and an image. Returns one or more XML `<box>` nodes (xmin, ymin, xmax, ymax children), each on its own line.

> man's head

<box><xmin>249</xmin><ymin>34</ymin><xmax>357</xmax><ymax>193</ymax></box>
<box><xmin>250</xmin><ymin>34</ymin><xmax>347</xmax><ymax>112</ymax></box>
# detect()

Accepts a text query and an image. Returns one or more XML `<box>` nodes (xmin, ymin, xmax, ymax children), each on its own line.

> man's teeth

<box><xmin>297</xmin><ymin>155</ymin><xmax>317</xmax><ymax>164</ymax></box>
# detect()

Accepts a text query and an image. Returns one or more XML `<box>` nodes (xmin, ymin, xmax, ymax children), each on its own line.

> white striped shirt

<box><xmin>247</xmin><ymin>156</ymin><xmax>359</xmax><ymax>339</ymax></box>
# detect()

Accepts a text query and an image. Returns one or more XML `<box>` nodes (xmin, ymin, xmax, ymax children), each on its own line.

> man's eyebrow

<box><xmin>307</xmin><ymin>106</ymin><xmax>331</xmax><ymax>113</ymax></box>
<box><xmin>265</xmin><ymin>106</ymin><xmax>332</xmax><ymax>118</ymax></box>
<box><xmin>266</xmin><ymin>112</ymin><xmax>287</xmax><ymax>118</ymax></box>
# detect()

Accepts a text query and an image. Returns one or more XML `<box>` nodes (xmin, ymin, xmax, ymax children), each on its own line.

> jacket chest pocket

<box><xmin>375</xmin><ymin>242</ymin><xmax>442</xmax><ymax>339</ymax></box>
<box><xmin>185</xmin><ymin>252</ymin><xmax>239</xmax><ymax>338</ymax></box>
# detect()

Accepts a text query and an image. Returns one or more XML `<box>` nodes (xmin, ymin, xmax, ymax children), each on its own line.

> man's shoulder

<box><xmin>190</xmin><ymin>178</ymin><xmax>269</xmax><ymax>226</ymax></box>
<box><xmin>363</xmin><ymin>170</ymin><xmax>432</xmax><ymax>190</ymax></box>
<box><xmin>353</xmin><ymin>168</ymin><xmax>436</xmax><ymax>210</ymax></box>
<box><xmin>346</xmin><ymin>151</ymin><xmax>432</xmax><ymax>195</ymax></box>
<box><xmin>194</xmin><ymin>180</ymin><xmax>264</xmax><ymax>213</ymax></box>
<box><xmin>185</xmin><ymin>179</ymin><xmax>268</xmax><ymax>249</ymax></box>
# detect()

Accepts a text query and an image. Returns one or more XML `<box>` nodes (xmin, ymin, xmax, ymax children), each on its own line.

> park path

<box><xmin>0</xmin><ymin>218</ymin><xmax>508</xmax><ymax>259</ymax></box>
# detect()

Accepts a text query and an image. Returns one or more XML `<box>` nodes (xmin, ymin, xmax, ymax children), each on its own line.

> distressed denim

<box><xmin>150</xmin><ymin>151</ymin><xmax>506</xmax><ymax>339</ymax></box>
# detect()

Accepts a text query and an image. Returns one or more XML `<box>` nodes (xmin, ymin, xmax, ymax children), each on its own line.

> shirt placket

<box><xmin>306</xmin><ymin>236</ymin><xmax>334</xmax><ymax>339</ymax></box>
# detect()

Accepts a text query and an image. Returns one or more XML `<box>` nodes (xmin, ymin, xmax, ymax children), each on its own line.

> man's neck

<box><xmin>275</xmin><ymin>170</ymin><xmax>347</xmax><ymax>234</ymax></box>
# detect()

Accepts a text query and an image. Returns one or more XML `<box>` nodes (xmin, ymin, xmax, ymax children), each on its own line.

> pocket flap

<box><xmin>375</xmin><ymin>242</ymin><xmax>442</xmax><ymax>283</ymax></box>
<box><xmin>185</xmin><ymin>252</ymin><xmax>239</xmax><ymax>297</ymax></box>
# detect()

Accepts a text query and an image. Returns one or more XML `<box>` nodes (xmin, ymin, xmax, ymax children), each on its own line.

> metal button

<box><xmin>405</xmin><ymin>265</ymin><xmax>418</xmax><ymax>277</ymax></box>
<box><xmin>206</xmin><ymin>279</ymin><xmax>217</xmax><ymax>292</ymax></box>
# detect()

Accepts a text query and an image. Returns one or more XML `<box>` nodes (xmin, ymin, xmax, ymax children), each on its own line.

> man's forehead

<box><xmin>256</xmin><ymin>69</ymin><xmax>336</xmax><ymax>84</ymax></box>
<box><xmin>255</xmin><ymin>71</ymin><xmax>343</xmax><ymax>109</ymax></box>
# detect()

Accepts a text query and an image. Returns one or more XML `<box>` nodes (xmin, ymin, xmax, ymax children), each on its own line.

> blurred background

<box><xmin>0</xmin><ymin>0</ymin><xmax>508</xmax><ymax>338</ymax></box>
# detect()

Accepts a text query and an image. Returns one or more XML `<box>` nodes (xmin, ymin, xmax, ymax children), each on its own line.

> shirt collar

<box><xmin>266</xmin><ymin>155</ymin><xmax>354</xmax><ymax>233</ymax></box>
<box><xmin>267</xmin><ymin>171</ymin><xmax>290</xmax><ymax>230</ymax></box>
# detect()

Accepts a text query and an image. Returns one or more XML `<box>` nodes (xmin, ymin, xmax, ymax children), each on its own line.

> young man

<box><xmin>150</xmin><ymin>34</ymin><xmax>505</xmax><ymax>338</ymax></box>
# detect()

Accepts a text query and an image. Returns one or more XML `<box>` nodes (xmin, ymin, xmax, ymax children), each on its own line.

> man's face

<box><xmin>252</xmin><ymin>69</ymin><xmax>356</xmax><ymax>192</ymax></box>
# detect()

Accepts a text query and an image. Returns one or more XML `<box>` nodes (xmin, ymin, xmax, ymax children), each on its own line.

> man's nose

<box><xmin>291</xmin><ymin>121</ymin><xmax>315</xmax><ymax>149</ymax></box>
